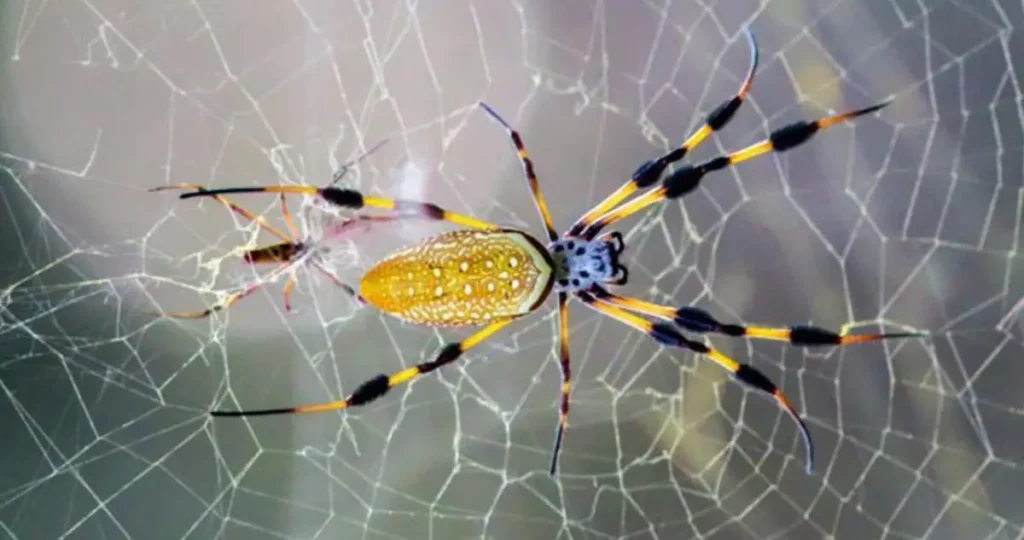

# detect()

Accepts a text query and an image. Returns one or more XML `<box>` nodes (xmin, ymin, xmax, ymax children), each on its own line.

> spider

<box><xmin>164</xmin><ymin>30</ymin><xmax>925</xmax><ymax>475</ymax></box>
<box><xmin>150</xmin><ymin>140</ymin><xmax>390</xmax><ymax>317</ymax></box>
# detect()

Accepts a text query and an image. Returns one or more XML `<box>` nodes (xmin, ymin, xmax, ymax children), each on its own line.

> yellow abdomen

<box><xmin>359</xmin><ymin>229</ymin><xmax>554</xmax><ymax>327</ymax></box>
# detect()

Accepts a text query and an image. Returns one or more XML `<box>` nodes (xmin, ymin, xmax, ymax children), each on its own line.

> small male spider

<box><xmin>150</xmin><ymin>141</ymin><xmax>389</xmax><ymax>316</ymax></box>
<box><xmin>162</xmin><ymin>30</ymin><xmax>924</xmax><ymax>475</ymax></box>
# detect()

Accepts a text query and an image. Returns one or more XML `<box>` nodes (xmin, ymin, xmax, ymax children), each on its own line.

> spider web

<box><xmin>2</xmin><ymin>0</ymin><xmax>1023</xmax><ymax>538</ymax></box>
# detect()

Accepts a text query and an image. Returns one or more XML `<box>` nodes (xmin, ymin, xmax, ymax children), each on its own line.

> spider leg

<box><xmin>576</xmin><ymin>289</ymin><xmax>816</xmax><ymax>474</ymax></box>
<box><xmin>567</xmin><ymin>29</ymin><xmax>759</xmax><ymax>237</ymax></box>
<box><xmin>282</xmin><ymin>273</ymin><xmax>297</xmax><ymax>313</ymax></box>
<box><xmin>329</xmin><ymin>138</ymin><xmax>389</xmax><ymax>186</ymax></box>
<box><xmin>478</xmin><ymin>101</ymin><xmax>559</xmax><ymax>242</ymax></box>
<box><xmin>154</xmin><ymin>184</ymin><xmax>313</xmax><ymax>317</ymax></box>
<box><xmin>582</xmin><ymin>101</ymin><xmax>891</xmax><ymax>239</ymax></box>
<box><xmin>277</xmin><ymin>198</ymin><xmax>304</xmax><ymax>311</ymax></box>
<box><xmin>178</xmin><ymin>185</ymin><xmax>500</xmax><ymax>231</ymax></box>
<box><xmin>158</xmin><ymin>263</ymin><xmax>291</xmax><ymax>319</ymax></box>
<box><xmin>549</xmin><ymin>292</ymin><xmax>572</xmax><ymax>475</ymax></box>
<box><xmin>150</xmin><ymin>184</ymin><xmax>292</xmax><ymax>242</ymax></box>
<box><xmin>209</xmin><ymin>318</ymin><xmax>514</xmax><ymax>417</ymax></box>
<box><xmin>319</xmin><ymin>212</ymin><xmax>426</xmax><ymax>243</ymax></box>
<box><xmin>589</xmin><ymin>286</ymin><xmax>928</xmax><ymax>345</ymax></box>
<box><xmin>310</xmin><ymin>262</ymin><xmax>362</xmax><ymax>304</ymax></box>
<box><xmin>280</xmin><ymin>194</ymin><xmax>299</xmax><ymax>238</ymax></box>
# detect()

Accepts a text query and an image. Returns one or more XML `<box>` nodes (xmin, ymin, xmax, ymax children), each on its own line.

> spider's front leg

<box><xmin>588</xmin><ymin>286</ymin><xmax>928</xmax><ymax>346</ymax></box>
<box><xmin>581</xmin><ymin>100</ymin><xmax>891</xmax><ymax>239</ymax></box>
<box><xmin>567</xmin><ymin>29</ymin><xmax>760</xmax><ymax>237</ymax></box>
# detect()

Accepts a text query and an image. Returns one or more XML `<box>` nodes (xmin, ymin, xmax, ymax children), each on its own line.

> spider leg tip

<box><xmin>477</xmin><ymin>101</ymin><xmax>510</xmax><ymax>128</ymax></box>
<box><xmin>865</xmin><ymin>98</ymin><xmax>894</xmax><ymax>114</ymax></box>
<box><xmin>741</xmin><ymin>26</ymin><xmax>757</xmax><ymax>45</ymax></box>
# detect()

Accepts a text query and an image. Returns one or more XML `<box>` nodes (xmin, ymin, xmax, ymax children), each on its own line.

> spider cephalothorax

<box><xmin>159</xmin><ymin>29</ymin><xmax>926</xmax><ymax>477</ymax></box>
<box><xmin>549</xmin><ymin>231</ymin><xmax>626</xmax><ymax>292</ymax></box>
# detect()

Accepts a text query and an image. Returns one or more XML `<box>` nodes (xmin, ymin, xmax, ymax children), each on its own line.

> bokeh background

<box><xmin>2</xmin><ymin>0</ymin><xmax>1023</xmax><ymax>539</ymax></box>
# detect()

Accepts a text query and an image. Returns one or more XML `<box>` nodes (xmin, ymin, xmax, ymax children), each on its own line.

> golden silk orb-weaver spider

<box><xmin>164</xmin><ymin>30</ymin><xmax>927</xmax><ymax>476</ymax></box>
